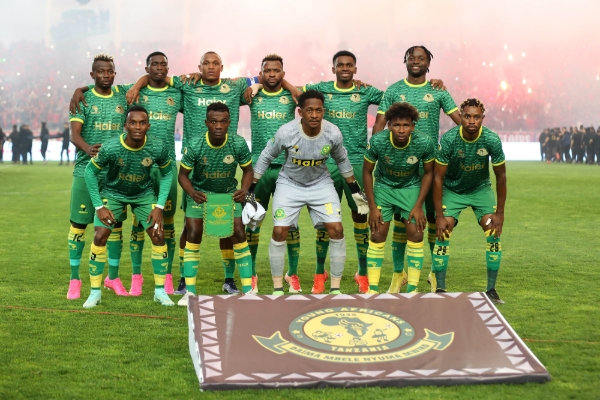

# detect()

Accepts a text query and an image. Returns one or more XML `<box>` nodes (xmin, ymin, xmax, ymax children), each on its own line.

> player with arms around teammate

<box><xmin>433</xmin><ymin>99</ymin><xmax>507</xmax><ymax>304</ymax></box>
<box><xmin>177</xmin><ymin>103</ymin><xmax>255</xmax><ymax>305</ymax></box>
<box><xmin>254</xmin><ymin>90</ymin><xmax>369</xmax><ymax>295</ymax></box>
<box><xmin>67</xmin><ymin>53</ymin><xmax>128</xmax><ymax>300</ymax></box>
<box><xmin>372</xmin><ymin>46</ymin><xmax>460</xmax><ymax>288</ymax></box>
<box><xmin>82</xmin><ymin>106</ymin><xmax>174</xmax><ymax>308</ymax></box>
<box><xmin>363</xmin><ymin>103</ymin><xmax>434</xmax><ymax>294</ymax></box>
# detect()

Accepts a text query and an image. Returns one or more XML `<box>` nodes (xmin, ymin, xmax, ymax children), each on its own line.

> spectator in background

<box><xmin>583</xmin><ymin>126</ymin><xmax>595</xmax><ymax>164</ymax></box>
<box><xmin>544</xmin><ymin>128</ymin><xmax>559</xmax><ymax>163</ymax></box>
<box><xmin>9</xmin><ymin>125</ymin><xmax>20</xmax><ymax>164</ymax></box>
<box><xmin>21</xmin><ymin>125</ymin><xmax>33</xmax><ymax>164</ymax></box>
<box><xmin>59</xmin><ymin>122</ymin><xmax>70</xmax><ymax>165</ymax></box>
<box><xmin>0</xmin><ymin>128</ymin><xmax>5</xmax><ymax>163</ymax></box>
<box><xmin>560</xmin><ymin>126</ymin><xmax>571</xmax><ymax>163</ymax></box>
<box><xmin>594</xmin><ymin>127</ymin><xmax>600</xmax><ymax>166</ymax></box>
<box><xmin>539</xmin><ymin>128</ymin><xmax>548</xmax><ymax>161</ymax></box>
<box><xmin>571</xmin><ymin>126</ymin><xmax>583</xmax><ymax>163</ymax></box>
<box><xmin>40</xmin><ymin>121</ymin><xmax>49</xmax><ymax>164</ymax></box>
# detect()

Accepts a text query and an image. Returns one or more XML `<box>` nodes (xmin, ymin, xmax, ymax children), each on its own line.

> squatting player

<box><xmin>82</xmin><ymin>106</ymin><xmax>174</xmax><ymax>308</ymax></box>
<box><xmin>433</xmin><ymin>98</ymin><xmax>507</xmax><ymax>304</ymax></box>
<box><xmin>372</xmin><ymin>45</ymin><xmax>460</xmax><ymax>289</ymax></box>
<box><xmin>67</xmin><ymin>53</ymin><xmax>128</xmax><ymax>300</ymax></box>
<box><xmin>253</xmin><ymin>90</ymin><xmax>368</xmax><ymax>295</ymax></box>
<box><xmin>71</xmin><ymin>51</ymin><xmax>182</xmax><ymax>296</ymax></box>
<box><xmin>363</xmin><ymin>103</ymin><xmax>434</xmax><ymax>293</ymax></box>
<box><xmin>177</xmin><ymin>103</ymin><xmax>254</xmax><ymax>306</ymax></box>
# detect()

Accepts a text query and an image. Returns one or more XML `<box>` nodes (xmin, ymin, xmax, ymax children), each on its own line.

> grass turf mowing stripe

<box><xmin>0</xmin><ymin>305</ymin><xmax>186</xmax><ymax>321</ymax></box>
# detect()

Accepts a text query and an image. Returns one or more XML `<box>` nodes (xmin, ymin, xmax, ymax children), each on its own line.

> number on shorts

<box><xmin>324</xmin><ymin>203</ymin><xmax>334</xmax><ymax>215</ymax></box>
<box><xmin>165</xmin><ymin>200</ymin><xmax>172</xmax><ymax>212</ymax></box>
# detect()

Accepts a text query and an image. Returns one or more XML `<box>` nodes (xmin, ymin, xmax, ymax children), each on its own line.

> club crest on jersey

<box><xmin>477</xmin><ymin>148</ymin><xmax>489</xmax><ymax>156</ymax></box>
<box><xmin>257</xmin><ymin>97</ymin><xmax>263</xmax><ymax>103</ymax></box>
<box><xmin>327</xmin><ymin>94</ymin><xmax>333</xmax><ymax>100</ymax></box>
<box><xmin>91</xmin><ymin>105</ymin><xmax>100</xmax><ymax>115</ymax></box>
<box><xmin>423</xmin><ymin>94</ymin><xmax>434</xmax><ymax>103</ymax></box>
<box><xmin>141</xmin><ymin>157</ymin><xmax>153</xmax><ymax>167</ymax></box>
<box><xmin>202</xmin><ymin>156</ymin><xmax>208</xmax><ymax>164</ymax></box>
<box><xmin>279</xmin><ymin>96</ymin><xmax>290</xmax><ymax>105</ymax></box>
<box><xmin>320</xmin><ymin>145</ymin><xmax>332</xmax><ymax>155</ymax></box>
<box><xmin>196</xmin><ymin>87</ymin><xmax>203</xmax><ymax>93</ymax></box>
<box><xmin>399</xmin><ymin>95</ymin><xmax>406</xmax><ymax>102</ymax></box>
<box><xmin>406</xmin><ymin>156</ymin><xmax>418</xmax><ymax>165</ymax></box>
<box><xmin>115</xmin><ymin>105</ymin><xmax>125</xmax><ymax>114</ymax></box>
<box><xmin>220</xmin><ymin>84</ymin><xmax>231</xmax><ymax>94</ymax></box>
<box><xmin>142</xmin><ymin>95</ymin><xmax>149</xmax><ymax>103</ymax></box>
<box><xmin>350</xmin><ymin>93</ymin><xmax>361</xmax><ymax>103</ymax></box>
<box><xmin>117</xmin><ymin>158</ymin><xmax>125</xmax><ymax>166</ymax></box>
<box><xmin>457</xmin><ymin>150</ymin><xmax>465</xmax><ymax>158</ymax></box>
<box><xmin>223</xmin><ymin>155</ymin><xmax>234</xmax><ymax>164</ymax></box>
<box><xmin>384</xmin><ymin>156</ymin><xmax>392</xmax><ymax>164</ymax></box>
<box><xmin>166</xmin><ymin>97</ymin><xmax>176</xmax><ymax>106</ymax></box>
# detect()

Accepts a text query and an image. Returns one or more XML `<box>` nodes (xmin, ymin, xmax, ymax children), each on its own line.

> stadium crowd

<box><xmin>538</xmin><ymin>125</ymin><xmax>600</xmax><ymax>164</ymax></box>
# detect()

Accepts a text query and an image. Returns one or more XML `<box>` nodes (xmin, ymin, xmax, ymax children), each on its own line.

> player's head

<box><xmin>460</xmin><ymin>98</ymin><xmax>485</xmax><ymax>134</ymax></box>
<box><xmin>125</xmin><ymin>105</ymin><xmax>150</xmax><ymax>143</ymax></box>
<box><xmin>260</xmin><ymin>54</ymin><xmax>285</xmax><ymax>91</ymax></box>
<box><xmin>91</xmin><ymin>53</ymin><xmax>116</xmax><ymax>89</ymax></box>
<box><xmin>199</xmin><ymin>51</ymin><xmax>223</xmax><ymax>82</ymax></box>
<box><xmin>385</xmin><ymin>102</ymin><xmax>419</xmax><ymax>144</ymax></box>
<box><xmin>205</xmin><ymin>102</ymin><xmax>230</xmax><ymax>139</ymax></box>
<box><xmin>298</xmin><ymin>90</ymin><xmax>325</xmax><ymax>130</ymax></box>
<box><xmin>332</xmin><ymin>50</ymin><xmax>357</xmax><ymax>84</ymax></box>
<box><xmin>145</xmin><ymin>51</ymin><xmax>169</xmax><ymax>83</ymax></box>
<box><xmin>404</xmin><ymin>46</ymin><xmax>433</xmax><ymax>77</ymax></box>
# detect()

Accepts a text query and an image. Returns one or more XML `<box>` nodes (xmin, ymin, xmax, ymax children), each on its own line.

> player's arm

<box><xmin>409</xmin><ymin>160</ymin><xmax>433</xmax><ymax>233</ymax></box>
<box><xmin>147</xmin><ymin>157</ymin><xmax>172</xmax><ymax>235</ymax></box>
<box><xmin>448</xmin><ymin>110</ymin><xmax>461</xmax><ymax>125</ymax></box>
<box><xmin>125</xmin><ymin>74</ymin><xmax>171</xmax><ymax>104</ymax></box>
<box><xmin>491</xmin><ymin>162</ymin><xmax>507</xmax><ymax>239</ymax></box>
<box><xmin>178</xmin><ymin>164</ymin><xmax>207</xmax><ymax>204</ymax></box>
<box><xmin>330</xmin><ymin>135</ymin><xmax>368</xmax><ymax>213</ymax></box>
<box><xmin>432</xmin><ymin>161</ymin><xmax>450</xmax><ymax>241</ymax></box>
<box><xmin>69</xmin><ymin>120</ymin><xmax>100</xmax><ymax>158</ymax></box>
<box><xmin>253</xmin><ymin>132</ymin><xmax>285</xmax><ymax>183</ymax></box>
<box><xmin>362</xmin><ymin>157</ymin><xmax>382</xmax><ymax>233</ymax></box>
<box><xmin>234</xmin><ymin>162</ymin><xmax>254</xmax><ymax>203</ymax></box>
<box><xmin>373</xmin><ymin>114</ymin><xmax>387</xmax><ymax>135</ymax></box>
<box><xmin>84</xmin><ymin>156</ymin><xmax>115</xmax><ymax>226</ymax></box>
<box><xmin>69</xmin><ymin>86</ymin><xmax>89</xmax><ymax>114</ymax></box>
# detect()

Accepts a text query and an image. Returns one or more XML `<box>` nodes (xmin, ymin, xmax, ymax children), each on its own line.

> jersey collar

<box><xmin>206</xmin><ymin>131</ymin><xmax>228</xmax><ymax>148</ymax></box>
<box><xmin>91</xmin><ymin>88</ymin><xmax>114</xmax><ymax>98</ymax></box>
<box><xmin>334</xmin><ymin>82</ymin><xmax>355</xmax><ymax>92</ymax></box>
<box><xmin>200</xmin><ymin>79</ymin><xmax>222</xmax><ymax>86</ymax></box>
<box><xmin>260</xmin><ymin>88</ymin><xmax>283</xmax><ymax>96</ymax></box>
<box><xmin>459</xmin><ymin>126</ymin><xmax>483</xmax><ymax>143</ymax></box>
<box><xmin>403</xmin><ymin>78</ymin><xmax>428</xmax><ymax>88</ymax></box>
<box><xmin>120</xmin><ymin>133</ymin><xmax>147</xmax><ymax>151</ymax></box>
<box><xmin>390</xmin><ymin>131</ymin><xmax>411</xmax><ymax>149</ymax></box>
<box><xmin>146</xmin><ymin>84</ymin><xmax>169</xmax><ymax>92</ymax></box>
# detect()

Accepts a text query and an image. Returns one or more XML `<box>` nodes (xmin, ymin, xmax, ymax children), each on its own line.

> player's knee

<box><xmin>351</xmin><ymin>211</ymin><xmax>367</xmax><ymax>223</ymax></box>
<box><xmin>272</xmin><ymin>226</ymin><xmax>289</xmax><ymax>242</ymax></box>
<box><xmin>370</xmin><ymin>231</ymin><xmax>386</xmax><ymax>243</ymax></box>
<box><xmin>93</xmin><ymin>230</ymin><xmax>109</xmax><ymax>246</ymax></box>
<box><xmin>326</xmin><ymin>224</ymin><xmax>344</xmax><ymax>240</ymax></box>
<box><xmin>231</xmin><ymin>227</ymin><xmax>247</xmax><ymax>244</ymax></box>
<box><xmin>149</xmin><ymin>235</ymin><xmax>165</xmax><ymax>246</ymax></box>
<box><xmin>186</xmin><ymin>227</ymin><xmax>202</xmax><ymax>243</ymax></box>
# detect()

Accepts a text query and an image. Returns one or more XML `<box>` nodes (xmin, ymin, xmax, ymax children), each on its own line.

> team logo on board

<box><xmin>223</xmin><ymin>155</ymin><xmax>234</xmax><ymax>164</ymax></box>
<box><xmin>115</xmin><ymin>105</ymin><xmax>125</xmax><ymax>114</ymax></box>
<box><xmin>141</xmin><ymin>157</ymin><xmax>153</xmax><ymax>166</ymax></box>
<box><xmin>220</xmin><ymin>84</ymin><xmax>231</xmax><ymax>94</ymax></box>
<box><xmin>320</xmin><ymin>145</ymin><xmax>332</xmax><ymax>155</ymax></box>
<box><xmin>253</xmin><ymin>307</ymin><xmax>453</xmax><ymax>363</ymax></box>
<box><xmin>167</xmin><ymin>97</ymin><xmax>176</xmax><ymax>106</ymax></box>
<box><xmin>279</xmin><ymin>96</ymin><xmax>290</xmax><ymax>105</ymax></box>
<box><xmin>212</xmin><ymin>206</ymin><xmax>227</xmax><ymax>219</ymax></box>
<box><xmin>477</xmin><ymin>148</ymin><xmax>489</xmax><ymax>156</ymax></box>
<box><xmin>350</xmin><ymin>93</ymin><xmax>361</xmax><ymax>103</ymax></box>
<box><xmin>406</xmin><ymin>156</ymin><xmax>418</xmax><ymax>165</ymax></box>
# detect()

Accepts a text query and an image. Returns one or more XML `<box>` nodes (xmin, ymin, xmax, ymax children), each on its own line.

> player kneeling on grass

<box><xmin>253</xmin><ymin>90</ymin><xmax>368</xmax><ymax>295</ymax></box>
<box><xmin>83</xmin><ymin>106</ymin><xmax>174</xmax><ymax>308</ymax></box>
<box><xmin>177</xmin><ymin>102</ymin><xmax>255</xmax><ymax>306</ymax></box>
<box><xmin>363</xmin><ymin>103</ymin><xmax>434</xmax><ymax>294</ymax></box>
<box><xmin>433</xmin><ymin>98</ymin><xmax>507</xmax><ymax>304</ymax></box>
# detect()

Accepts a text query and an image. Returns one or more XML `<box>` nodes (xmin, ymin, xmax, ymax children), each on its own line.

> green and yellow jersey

<box><xmin>364</xmin><ymin>129</ymin><xmax>435</xmax><ymax>189</ymax></box>
<box><xmin>180</xmin><ymin>132</ymin><xmax>251</xmax><ymax>193</ymax></box>
<box><xmin>435</xmin><ymin>126</ymin><xmax>505</xmax><ymax>194</ymax></box>
<box><xmin>377</xmin><ymin>79</ymin><xmax>457</xmax><ymax>144</ymax></box>
<box><xmin>304</xmin><ymin>81</ymin><xmax>383</xmax><ymax>165</ymax></box>
<box><xmin>69</xmin><ymin>86</ymin><xmax>128</xmax><ymax>177</ymax></box>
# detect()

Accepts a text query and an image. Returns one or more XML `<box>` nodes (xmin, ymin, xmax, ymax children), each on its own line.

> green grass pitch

<box><xmin>0</xmin><ymin>161</ymin><xmax>599</xmax><ymax>399</ymax></box>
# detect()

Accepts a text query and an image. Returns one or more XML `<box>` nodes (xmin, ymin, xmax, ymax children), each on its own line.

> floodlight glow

<box><xmin>500</xmin><ymin>81</ymin><xmax>508</xmax><ymax>90</ymax></box>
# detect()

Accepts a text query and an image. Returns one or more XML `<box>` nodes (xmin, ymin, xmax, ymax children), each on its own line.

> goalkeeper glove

<box><xmin>347</xmin><ymin>181</ymin><xmax>369</xmax><ymax>215</ymax></box>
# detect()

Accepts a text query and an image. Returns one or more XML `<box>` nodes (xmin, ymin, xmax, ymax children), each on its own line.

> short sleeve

<box><xmin>302</xmin><ymin>82</ymin><xmax>318</xmax><ymax>92</ymax></box>
<box><xmin>180</xmin><ymin>145</ymin><xmax>195</xmax><ymax>170</ymax></box>
<box><xmin>489</xmin><ymin>135</ymin><xmax>506</xmax><ymax>166</ymax></box>
<box><xmin>377</xmin><ymin>86</ymin><xmax>394</xmax><ymax>114</ymax></box>
<box><xmin>367</xmin><ymin>86</ymin><xmax>385</xmax><ymax>106</ymax></box>
<box><xmin>170</xmin><ymin>76</ymin><xmax>184</xmax><ymax>90</ymax></box>
<box><xmin>236</xmin><ymin>136</ymin><xmax>252</xmax><ymax>167</ymax></box>
<box><xmin>364</xmin><ymin>136</ymin><xmax>378</xmax><ymax>163</ymax></box>
<box><xmin>91</xmin><ymin>143</ymin><xmax>111</xmax><ymax>169</ymax></box>
<box><xmin>435</xmin><ymin>135</ymin><xmax>452</xmax><ymax>165</ymax></box>
<box><xmin>69</xmin><ymin>94</ymin><xmax>87</xmax><ymax>123</ymax></box>
<box><xmin>115</xmin><ymin>84</ymin><xmax>133</xmax><ymax>93</ymax></box>
<box><xmin>440</xmin><ymin>90</ymin><xmax>458</xmax><ymax>115</ymax></box>
<box><xmin>158</xmin><ymin>144</ymin><xmax>172</xmax><ymax>169</ymax></box>
<box><xmin>422</xmin><ymin>137</ymin><xmax>435</xmax><ymax>163</ymax></box>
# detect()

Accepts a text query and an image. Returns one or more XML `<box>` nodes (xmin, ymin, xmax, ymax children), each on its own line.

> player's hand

<box><xmin>368</xmin><ymin>207</ymin><xmax>384</xmax><ymax>233</ymax></box>
<box><xmin>126</xmin><ymin>86</ymin><xmax>140</xmax><ymax>105</ymax></box>
<box><xmin>148</xmin><ymin>207</ymin><xmax>164</xmax><ymax>237</ymax></box>
<box><xmin>353</xmin><ymin>79</ymin><xmax>372</xmax><ymax>89</ymax></box>
<box><xmin>87</xmin><ymin>143</ymin><xmax>101</xmax><ymax>157</ymax></box>
<box><xmin>192</xmin><ymin>191</ymin><xmax>207</xmax><ymax>204</ymax></box>
<box><xmin>291</xmin><ymin>88</ymin><xmax>302</xmax><ymax>104</ymax></box>
<box><xmin>233</xmin><ymin>189</ymin><xmax>247</xmax><ymax>203</ymax></box>
<box><xmin>242</xmin><ymin>189</ymin><xmax>257</xmax><ymax>209</ymax></box>
<box><xmin>435</xmin><ymin>215</ymin><xmax>451</xmax><ymax>242</ymax></box>
<box><xmin>430</xmin><ymin>79</ymin><xmax>446</xmax><ymax>91</ymax></box>
<box><xmin>408</xmin><ymin>206</ymin><xmax>427</xmax><ymax>233</ymax></box>
<box><xmin>96</xmin><ymin>207</ymin><xmax>115</xmax><ymax>227</ymax></box>
<box><xmin>243</xmin><ymin>87</ymin><xmax>254</xmax><ymax>104</ymax></box>
<box><xmin>70</xmin><ymin>88</ymin><xmax>87</xmax><ymax>114</ymax></box>
<box><xmin>348</xmin><ymin>181</ymin><xmax>369</xmax><ymax>214</ymax></box>
<box><xmin>181</xmin><ymin>72</ymin><xmax>201</xmax><ymax>84</ymax></box>
<box><xmin>488</xmin><ymin>213</ymin><xmax>504</xmax><ymax>239</ymax></box>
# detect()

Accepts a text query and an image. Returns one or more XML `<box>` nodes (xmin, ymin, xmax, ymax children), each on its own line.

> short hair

<box><xmin>460</xmin><ymin>98</ymin><xmax>486</xmax><ymax>115</ymax></box>
<box><xmin>146</xmin><ymin>51</ymin><xmax>168</xmax><ymax>66</ymax></box>
<box><xmin>385</xmin><ymin>102</ymin><xmax>420</xmax><ymax>123</ymax></box>
<box><xmin>261</xmin><ymin>54</ymin><xmax>283</xmax><ymax>69</ymax></box>
<box><xmin>404</xmin><ymin>46</ymin><xmax>433</xmax><ymax>72</ymax></box>
<box><xmin>92</xmin><ymin>53</ymin><xmax>114</xmax><ymax>71</ymax></box>
<box><xmin>332</xmin><ymin>50</ymin><xmax>356</xmax><ymax>65</ymax></box>
<box><xmin>200</xmin><ymin>51</ymin><xmax>221</xmax><ymax>64</ymax></box>
<box><xmin>126</xmin><ymin>105</ymin><xmax>148</xmax><ymax>119</ymax></box>
<box><xmin>298</xmin><ymin>90</ymin><xmax>325</xmax><ymax>109</ymax></box>
<box><xmin>206</xmin><ymin>102</ymin><xmax>230</xmax><ymax>116</ymax></box>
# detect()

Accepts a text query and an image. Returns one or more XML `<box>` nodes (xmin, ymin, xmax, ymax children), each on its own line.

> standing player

<box><xmin>253</xmin><ymin>90</ymin><xmax>368</xmax><ymax>295</ymax></box>
<box><xmin>71</xmin><ymin>51</ymin><xmax>182</xmax><ymax>295</ymax></box>
<box><xmin>82</xmin><ymin>105</ymin><xmax>174</xmax><ymax>308</ymax></box>
<box><xmin>433</xmin><ymin>99</ymin><xmax>507</xmax><ymax>304</ymax></box>
<box><xmin>67</xmin><ymin>53</ymin><xmax>128</xmax><ymax>300</ymax></box>
<box><xmin>177</xmin><ymin>103</ymin><xmax>254</xmax><ymax>305</ymax></box>
<box><xmin>372</xmin><ymin>45</ymin><xmax>460</xmax><ymax>291</ymax></box>
<box><xmin>363</xmin><ymin>103</ymin><xmax>434</xmax><ymax>293</ymax></box>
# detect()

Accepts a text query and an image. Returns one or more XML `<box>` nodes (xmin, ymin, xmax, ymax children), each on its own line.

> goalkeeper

<box><xmin>253</xmin><ymin>90</ymin><xmax>368</xmax><ymax>295</ymax></box>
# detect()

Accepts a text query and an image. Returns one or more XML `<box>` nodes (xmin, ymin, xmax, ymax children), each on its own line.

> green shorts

<box><xmin>254</xmin><ymin>164</ymin><xmax>282</xmax><ymax>210</ymax></box>
<box><xmin>441</xmin><ymin>186</ymin><xmax>497</xmax><ymax>223</ymax></box>
<box><xmin>70</xmin><ymin>176</ymin><xmax>95</xmax><ymax>225</ymax></box>
<box><xmin>184</xmin><ymin>193</ymin><xmax>243</xmax><ymax>219</ymax></box>
<box><xmin>375</xmin><ymin>185</ymin><xmax>422</xmax><ymax>223</ymax></box>
<box><xmin>150</xmin><ymin>164</ymin><xmax>178</xmax><ymax>218</ymax></box>
<box><xmin>328</xmin><ymin>162</ymin><xmax>364</xmax><ymax>212</ymax></box>
<box><xmin>94</xmin><ymin>196</ymin><xmax>155</xmax><ymax>230</ymax></box>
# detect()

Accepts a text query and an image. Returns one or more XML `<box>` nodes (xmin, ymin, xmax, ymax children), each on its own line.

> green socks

<box><xmin>151</xmin><ymin>244</ymin><xmax>168</xmax><ymax>289</ymax></box>
<box><xmin>286</xmin><ymin>228</ymin><xmax>300</xmax><ymax>276</ymax></box>
<box><xmin>130</xmin><ymin>223</ymin><xmax>145</xmax><ymax>275</ymax></box>
<box><xmin>432</xmin><ymin>233</ymin><xmax>451</xmax><ymax>290</ymax></box>
<box><xmin>234</xmin><ymin>242</ymin><xmax>253</xmax><ymax>294</ymax></box>
<box><xmin>163</xmin><ymin>216</ymin><xmax>176</xmax><ymax>275</ymax></box>
<box><xmin>315</xmin><ymin>228</ymin><xmax>329</xmax><ymax>274</ymax></box>
<box><xmin>427</xmin><ymin>222</ymin><xmax>437</xmax><ymax>254</ymax></box>
<box><xmin>68</xmin><ymin>226</ymin><xmax>85</xmax><ymax>280</ymax></box>
<box><xmin>221</xmin><ymin>249</ymin><xmax>235</xmax><ymax>279</ymax></box>
<box><xmin>485</xmin><ymin>230</ymin><xmax>502</xmax><ymax>291</ymax></box>
<box><xmin>183</xmin><ymin>241</ymin><xmax>200</xmax><ymax>294</ymax></box>
<box><xmin>406</xmin><ymin>240</ymin><xmax>425</xmax><ymax>292</ymax></box>
<box><xmin>89</xmin><ymin>244</ymin><xmax>107</xmax><ymax>289</ymax></box>
<box><xmin>354</xmin><ymin>222</ymin><xmax>369</xmax><ymax>276</ymax></box>
<box><xmin>246</xmin><ymin>225</ymin><xmax>261</xmax><ymax>276</ymax></box>
<box><xmin>392</xmin><ymin>219</ymin><xmax>407</xmax><ymax>273</ymax></box>
<box><xmin>366</xmin><ymin>240</ymin><xmax>385</xmax><ymax>291</ymax></box>
<box><xmin>106</xmin><ymin>227</ymin><xmax>122</xmax><ymax>280</ymax></box>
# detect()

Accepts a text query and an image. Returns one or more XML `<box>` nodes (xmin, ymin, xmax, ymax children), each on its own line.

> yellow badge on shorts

<box><xmin>423</xmin><ymin>94</ymin><xmax>434</xmax><ymax>103</ymax></box>
<box><xmin>141</xmin><ymin>157</ymin><xmax>153</xmax><ymax>166</ymax></box>
<box><xmin>115</xmin><ymin>105</ymin><xmax>125</xmax><ymax>114</ymax></box>
<box><xmin>477</xmin><ymin>148</ymin><xmax>489</xmax><ymax>156</ymax></box>
<box><xmin>407</xmin><ymin>156</ymin><xmax>418</xmax><ymax>164</ymax></box>
<box><xmin>223</xmin><ymin>155</ymin><xmax>234</xmax><ymax>164</ymax></box>
<box><xmin>350</xmin><ymin>93</ymin><xmax>361</xmax><ymax>102</ymax></box>
<box><xmin>279</xmin><ymin>96</ymin><xmax>289</xmax><ymax>104</ymax></box>
<box><xmin>220</xmin><ymin>84</ymin><xmax>230</xmax><ymax>94</ymax></box>
<box><xmin>166</xmin><ymin>97</ymin><xmax>175</xmax><ymax>106</ymax></box>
